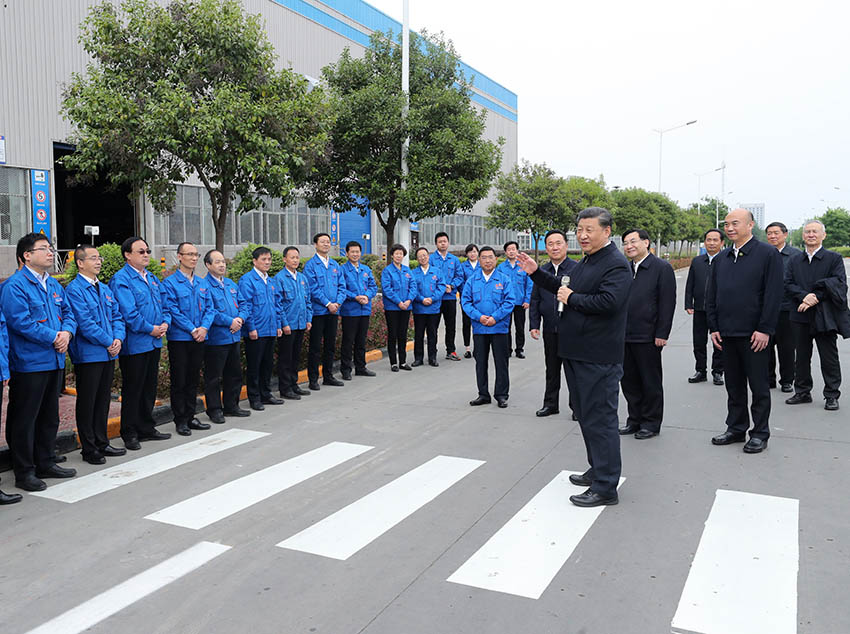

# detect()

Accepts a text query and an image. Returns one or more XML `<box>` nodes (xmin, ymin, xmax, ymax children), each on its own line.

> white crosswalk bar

<box><xmin>671</xmin><ymin>489</ymin><xmax>799</xmax><ymax>634</ymax></box>
<box><xmin>447</xmin><ymin>471</ymin><xmax>625</xmax><ymax>599</ymax></box>
<box><xmin>278</xmin><ymin>455</ymin><xmax>485</xmax><ymax>560</ymax></box>
<box><xmin>145</xmin><ymin>441</ymin><xmax>374</xmax><ymax>529</ymax></box>
<box><xmin>31</xmin><ymin>429</ymin><xmax>269</xmax><ymax>503</ymax></box>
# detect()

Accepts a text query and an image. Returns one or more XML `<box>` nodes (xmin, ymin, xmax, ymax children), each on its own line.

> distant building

<box><xmin>738</xmin><ymin>203</ymin><xmax>766</xmax><ymax>228</ymax></box>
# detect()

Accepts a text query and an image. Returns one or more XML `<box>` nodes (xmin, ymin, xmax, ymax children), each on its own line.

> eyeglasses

<box><xmin>135</xmin><ymin>249</ymin><xmax>152</xmax><ymax>255</ymax></box>
<box><xmin>28</xmin><ymin>246</ymin><xmax>54</xmax><ymax>254</ymax></box>
<box><xmin>179</xmin><ymin>252</ymin><xmax>200</xmax><ymax>258</ymax></box>
<box><xmin>85</xmin><ymin>255</ymin><xmax>103</xmax><ymax>261</ymax></box>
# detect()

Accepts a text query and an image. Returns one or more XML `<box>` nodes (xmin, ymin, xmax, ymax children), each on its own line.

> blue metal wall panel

<box><xmin>338</xmin><ymin>208</ymin><xmax>373</xmax><ymax>254</ymax></box>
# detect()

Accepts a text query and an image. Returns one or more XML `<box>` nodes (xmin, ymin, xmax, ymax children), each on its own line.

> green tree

<box><xmin>819</xmin><ymin>207</ymin><xmax>850</xmax><ymax>247</ymax></box>
<box><xmin>687</xmin><ymin>196</ymin><xmax>729</xmax><ymax>228</ymax></box>
<box><xmin>487</xmin><ymin>161</ymin><xmax>565</xmax><ymax>261</ymax></box>
<box><xmin>610</xmin><ymin>187</ymin><xmax>681</xmax><ymax>248</ymax></box>
<box><xmin>306</xmin><ymin>30</ymin><xmax>503</xmax><ymax>249</ymax></box>
<box><xmin>61</xmin><ymin>0</ymin><xmax>331</xmax><ymax>253</ymax></box>
<box><xmin>556</xmin><ymin>175</ymin><xmax>612</xmax><ymax>230</ymax></box>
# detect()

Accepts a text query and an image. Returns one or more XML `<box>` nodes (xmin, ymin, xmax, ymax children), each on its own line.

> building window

<box><xmin>0</xmin><ymin>167</ymin><xmax>31</xmax><ymax>246</ymax></box>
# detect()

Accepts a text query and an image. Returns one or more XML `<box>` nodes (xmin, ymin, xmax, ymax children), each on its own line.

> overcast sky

<box><xmin>365</xmin><ymin>0</ymin><xmax>850</xmax><ymax>229</ymax></box>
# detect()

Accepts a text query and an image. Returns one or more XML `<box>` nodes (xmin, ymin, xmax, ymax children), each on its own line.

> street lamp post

<box><xmin>653</xmin><ymin>119</ymin><xmax>697</xmax><ymax>193</ymax></box>
<box><xmin>714</xmin><ymin>161</ymin><xmax>727</xmax><ymax>228</ymax></box>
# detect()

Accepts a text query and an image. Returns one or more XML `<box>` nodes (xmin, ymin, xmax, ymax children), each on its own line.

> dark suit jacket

<box><xmin>706</xmin><ymin>238</ymin><xmax>784</xmax><ymax>337</ymax></box>
<box><xmin>529</xmin><ymin>258</ymin><xmax>578</xmax><ymax>334</ymax></box>
<box><xmin>777</xmin><ymin>243</ymin><xmax>803</xmax><ymax>312</ymax></box>
<box><xmin>684</xmin><ymin>253</ymin><xmax>718</xmax><ymax>311</ymax></box>
<box><xmin>785</xmin><ymin>247</ymin><xmax>847</xmax><ymax>325</ymax></box>
<box><xmin>625</xmin><ymin>253</ymin><xmax>676</xmax><ymax>343</ymax></box>
<box><xmin>530</xmin><ymin>242</ymin><xmax>632</xmax><ymax>364</ymax></box>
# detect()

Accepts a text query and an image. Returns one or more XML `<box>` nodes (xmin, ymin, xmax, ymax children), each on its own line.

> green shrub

<box><xmin>228</xmin><ymin>243</ymin><xmax>287</xmax><ymax>281</ymax></box>
<box><xmin>832</xmin><ymin>246</ymin><xmax>850</xmax><ymax>257</ymax></box>
<box><xmin>62</xmin><ymin>242</ymin><xmax>162</xmax><ymax>285</ymax></box>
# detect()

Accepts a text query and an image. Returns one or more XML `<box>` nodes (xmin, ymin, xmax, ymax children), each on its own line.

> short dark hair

<box><xmin>415</xmin><ymin>246</ymin><xmax>429</xmax><ymax>257</ymax></box>
<box><xmin>544</xmin><ymin>229</ymin><xmax>567</xmax><ymax>243</ymax></box>
<box><xmin>252</xmin><ymin>246</ymin><xmax>272</xmax><ymax>260</ymax></box>
<box><xmin>434</xmin><ymin>231</ymin><xmax>449</xmax><ymax>242</ymax></box>
<box><xmin>765</xmin><ymin>221</ymin><xmax>788</xmax><ymax>234</ymax></box>
<box><xmin>464</xmin><ymin>243</ymin><xmax>478</xmax><ymax>255</ymax></box>
<box><xmin>345</xmin><ymin>240</ymin><xmax>362</xmax><ymax>253</ymax></box>
<box><xmin>478</xmin><ymin>246</ymin><xmax>496</xmax><ymax>257</ymax></box>
<box><xmin>576</xmin><ymin>207</ymin><xmax>613</xmax><ymax>229</ymax></box>
<box><xmin>282</xmin><ymin>246</ymin><xmax>300</xmax><ymax>258</ymax></box>
<box><xmin>17</xmin><ymin>233</ymin><xmax>50</xmax><ymax>265</ymax></box>
<box><xmin>121</xmin><ymin>236</ymin><xmax>148</xmax><ymax>260</ymax></box>
<box><xmin>703</xmin><ymin>228</ymin><xmax>724</xmax><ymax>241</ymax></box>
<box><xmin>621</xmin><ymin>228</ymin><xmax>650</xmax><ymax>242</ymax></box>
<box><xmin>73</xmin><ymin>244</ymin><xmax>93</xmax><ymax>266</ymax></box>
<box><xmin>503</xmin><ymin>240</ymin><xmax>519</xmax><ymax>252</ymax></box>
<box><xmin>203</xmin><ymin>249</ymin><xmax>222</xmax><ymax>265</ymax></box>
<box><xmin>176</xmin><ymin>242</ymin><xmax>194</xmax><ymax>254</ymax></box>
<box><xmin>312</xmin><ymin>232</ymin><xmax>330</xmax><ymax>244</ymax></box>
<box><xmin>389</xmin><ymin>243</ymin><xmax>407</xmax><ymax>257</ymax></box>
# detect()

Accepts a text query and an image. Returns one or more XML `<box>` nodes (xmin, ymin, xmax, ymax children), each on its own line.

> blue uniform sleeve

<box><xmin>304</xmin><ymin>281</ymin><xmax>313</xmax><ymax>324</ymax></box>
<box><xmin>365</xmin><ymin>268</ymin><xmax>378</xmax><ymax>301</ymax></box>
<box><xmin>277</xmin><ymin>277</ymin><xmax>291</xmax><ymax>330</ymax></box>
<box><xmin>200</xmin><ymin>285</ymin><xmax>215</xmax><ymax>332</ymax></box>
<box><xmin>304</xmin><ymin>260</ymin><xmax>331</xmax><ymax>308</ymax></box>
<box><xmin>67</xmin><ymin>282</ymin><xmax>113</xmax><ymax>348</ymax></box>
<box><xmin>210</xmin><ymin>287</ymin><xmax>234</xmax><ymax>328</ymax></box>
<box><xmin>451</xmin><ymin>257</ymin><xmax>464</xmax><ymax>291</ymax></box>
<box><xmin>2</xmin><ymin>281</ymin><xmax>59</xmax><ymax>345</ymax></box>
<box><xmin>382</xmin><ymin>268</ymin><xmax>401</xmax><ymax>306</ymax></box>
<box><xmin>492</xmin><ymin>277</ymin><xmax>517</xmax><ymax>322</ymax></box>
<box><xmin>461</xmin><ymin>279</ymin><xmax>481</xmax><ymax>322</ymax></box>
<box><xmin>341</xmin><ymin>267</ymin><xmax>358</xmax><ymax>300</ymax></box>
<box><xmin>406</xmin><ymin>269</ymin><xmax>418</xmax><ymax>302</ymax></box>
<box><xmin>163</xmin><ymin>278</ymin><xmax>196</xmax><ymax>334</ymax></box>
<box><xmin>112</xmin><ymin>275</ymin><xmax>155</xmax><ymax>335</ymax></box>
<box><xmin>0</xmin><ymin>313</ymin><xmax>9</xmax><ymax>380</ymax></box>
<box><xmin>238</xmin><ymin>277</ymin><xmax>255</xmax><ymax>332</ymax></box>
<box><xmin>158</xmin><ymin>283</ymin><xmax>170</xmax><ymax>327</ymax></box>
<box><xmin>335</xmin><ymin>267</ymin><xmax>348</xmax><ymax>305</ymax></box>
<box><xmin>109</xmin><ymin>291</ymin><xmax>126</xmax><ymax>343</ymax></box>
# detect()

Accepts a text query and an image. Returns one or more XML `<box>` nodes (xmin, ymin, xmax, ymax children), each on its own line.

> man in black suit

<box><xmin>619</xmin><ymin>229</ymin><xmax>676</xmax><ymax>439</ymax></box>
<box><xmin>519</xmin><ymin>207</ymin><xmax>632</xmax><ymax>507</ymax></box>
<box><xmin>784</xmin><ymin>220</ymin><xmax>848</xmax><ymax>411</ymax></box>
<box><xmin>707</xmin><ymin>208</ymin><xmax>784</xmax><ymax>454</ymax></box>
<box><xmin>529</xmin><ymin>229</ymin><xmax>576</xmax><ymax>418</ymax></box>
<box><xmin>766</xmin><ymin>221</ymin><xmax>802</xmax><ymax>392</ymax></box>
<box><xmin>685</xmin><ymin>228</ymin><xmax>724</xmax><ymax>385</ymax></box>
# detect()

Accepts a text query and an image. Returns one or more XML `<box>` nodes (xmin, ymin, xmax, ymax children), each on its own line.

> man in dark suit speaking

<box><xmin>518</xmin><ymin>207</ymin><xmax>632</xmax><ymax>507</ymax></box>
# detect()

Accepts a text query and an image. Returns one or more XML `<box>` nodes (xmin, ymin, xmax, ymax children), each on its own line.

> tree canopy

<box><xmin>610</xmin><ymin>187</ymin><xmax>681</xmax><ymax>245</ymax></box>
<box><xmin>818</xmin><ymin>207</ymin><xmax>850</xmax><ymax>247</ymax></box>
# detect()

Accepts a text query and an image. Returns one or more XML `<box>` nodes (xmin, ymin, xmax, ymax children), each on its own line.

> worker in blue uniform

<box><xmin>411</xmin><ymin>246</ymin><xmax>445</xmax><ymax>367</ymax></box>
<box><xmin>381</xmin><ymin>243</ymin><xmax>417</xmax><ymax>372</ymax></box>
<box><xmin>274</xmin><ymin>246</ymin><xmax>313</xmax><ymax>399</ymax></box>
<box><xmin>339</xmin><ymin>241</ymin><xmax>378</xmax><ymax>380</ymax></box>
<box><xmin>430</xmin><ymin>232</ymin><xmax>464</xmax><ymax>361</ymax></box>
<box><xmin>497</xmin><ymin>240</ymin><xmax>532</xmax><ymax>358</ymax></box>
<box><xmin>459</xmin><ymin>244</ymin><xmax>479</xmax><ymax>358</ymax></box>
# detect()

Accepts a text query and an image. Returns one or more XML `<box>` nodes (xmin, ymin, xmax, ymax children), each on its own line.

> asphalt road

<box><xmin>1</xmin><ymin>261</ymin><xmax>848</xmax><ymax>634</ymax></box>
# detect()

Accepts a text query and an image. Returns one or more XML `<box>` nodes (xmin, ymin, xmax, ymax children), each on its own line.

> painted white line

<box><xmin>447</xmin><ymin>471</ymin><xmax>625</xmax><ymax>599</ymax></box>
<box><xmin>24</xmin><ymin>541</ymin><xmax>230</xmax><ymax>634</ymax></box>
<box><xmin>671</xmin><ymin>489</ymin><xmax>799</xmax><ymax>634</ymax></box>
<box><xmin>278</xmin><ymin>455</ymin><xmax>485</xmax><ymax>560</ymax></box>
<box><xmin>146</xmin><ymin>441</ymin><xmax>374</xmax><ymax>529</ymax></box>
<box><xmin>32</xmin><ymin>429</ymin><xmax>268</xmax><ymax>503</ymax></box>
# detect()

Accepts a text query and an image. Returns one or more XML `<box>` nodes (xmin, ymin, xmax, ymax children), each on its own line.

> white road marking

<box><xmin>447</xmin><ymin>471</ymin><xmax>625</xmax><ymax>599</ymax></box>
<box><xmin>278</xmin><ymin>455</ymin><xmax>485</xmax><ymax>560</ymax></box>
<box><xmin>145</xmin><ymin>441</ymin><xmax>374</xmax><ymax>529</ymax></box>
<box><xmin>671</xmin><ymin>489</ymin><xmax>799</xmax><ymax>634</ymax></box>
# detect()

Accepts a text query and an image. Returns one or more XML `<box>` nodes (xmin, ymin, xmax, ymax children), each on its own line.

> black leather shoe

<box><xmin>224</xmin><ymin>407</ymin><xmax>252</xmax><ymax>416</ymax></box>
<box><xmin>785</xmin><ymin>393</ymin><xmax>812</xmax><ymax>405</ymax></box>
<box><xmin>391</xmin><ymin>365</ymin><xmax>399</xmax><ymax>372</ymax></box>
<box><xmin>634</xmin><ymin>429</ymin><xmax>659</xmax><ymax>440</ymax></box>
<box><xmin>536</xmin><ymin>406</ymin><xmax>559</xmax><ymax>417</ymax></box>
<box><xmin>515</xmin><ymin>351</ymin><xmax>526</xmax><ymax>359</ymax></box>
<box><xmin>176</xmin><ymin>424</ymin><xmax>191</xmax><ymax>436</ymax></box>
<box><xmin>138</xmin><ymin>430</ymin><xmax>171</xmax><ymax>441</ymax></box>
<box><xmin>711</xmin><ymin>431</ymin><xmax>746</xmax><ymax>445</ymax></box>
<box><xmin>124</xmin><ymin>439</ymin><xmax>141</xmax><ymax>451</ymax></box>
<box><xmin>309</xmin><ymin>381</ymin><xmax>321</xmax><ymax>390</ymax></box>
<box><xmin>712</xmin><ymin>373</ymin><xmax>724</xmax><ymax>386</ymax></box>
<box><xmin>743</xmin><ymin>437</ymin><xmax>768</xmax><ymax>453</ymax></box>
<box><xmin>469</xmin><ymin>396</ymin><xmax>491</xmax><ymax>406</ymax></box>
<box><xmin>399</xmin><ymin>363</ymin><xmax>412</xmax><ymax>371</ymax></box>
<box><xmin>496</xmin><ymin>398</ymin><xmax>508</xmax><ymax>408</ymax></box>
<box><xmin>102</xmin><ymin>445</ymin><xmax>126</xmax><ymax>457</ymax></box>
<box><xmin>688</xmin><ymin>371</ymin><xmax>707</xmax><ymax>383</ymax></box>
<box><xmin>15</xmin><ymin>476</ymin><xmax>46</xmax><ymax>492</ymax></box>
<box><xmin>83</xmin><ymin>452</ymin><xmax>106</xmax><ymax>465</ymax></box>
<box><xmin>262</xmin><ymin>396</ymin><xmax>285</xmax><ymax>404</ymax></box>
<box><xmin>250</xmin><ymin>401</ymin><xmax>265</xmax><ymax>411</ymax></box>
<box><xmin>428</xmin><ymin>359</ymin><xmax>439</xmax><ymax>367</ymax></box>
<box><xmin>188</xmin><ymin>418</ymin><xmax>211</xmax><ymax>430</ymax></box>
<box><xmin>825</xmin><ymin>397</ymin><xmax>840</xmax><ymax>411</ymax></box>
<box><xmin>52</xmin><ymin>455</ymin><xmax>67</xmax><ymax>463</ymax></box>
<box><xmin>208</xmin><ymin>410</ymin><xmax>226</xmax><ymax>424</ymax></box>
<box><xmin>463</xmin><ymin>350</ymin><xmax>472</xmax><ymax>359</ymax></box>
<box><xmin>355</xmin><ymin>368</ymin><xmax>376</xmax><ymax>377</ymax></box>
<box><xmin>780</xmin><ymin>383</ymin><xmax>793</xmax><ymax>393</ymax></box>
<box><xmin>323</xmin><ymin>377</ymin><xmax>344</xmax><ymax>386</ymax></box>
<box><xmin>36</xmin><ymin>465</ymin><xmax>77</xmax><ymax>479</ymax></box>
<box><xmin>281</xmin><ymin>391</ymin><xmax>301</xmax><ymax>400</ymax></box>
<box><xmin>0</xmin><ymin>489</ymin><xmax>23</xmax><ymax>504</ymax></box>
<box><xmin>619</xmin><ymin>424</ymin><xmax>640</xmax><ymax>435</ymax></box>
<box><xmin>570</xmin><ymin>490</ymin><xmax>618</xmax><ymax>507</ymax></box>
<box><xmin>411</xmin><ymin>360</ymin><xmax>424</xmax><ymax>367</ymax></box>
<box><xmin>768</xmin><ymin>381</ymin><xmax>777</xmax><ymax>389</ymax></box>
<box><xmin>568</xmin><ymin>472</ymin><xmax>592</xmax><ymax>487</ymax></box>
<box><xmin>293</xmin><ymin>386</ymin><xmax>312</xmax><ymax>395</ymax></box>
<box><xmin>341</xmin><ymin>372</ymin><xmax>352</xmax><ymax>380</ymax></box>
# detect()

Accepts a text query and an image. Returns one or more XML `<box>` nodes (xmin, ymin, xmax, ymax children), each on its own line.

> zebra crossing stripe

<box><xmin>671</xmin><ymin>489</ymin><xmax>799</xmax><ymax>634</ymax></box>
<box><xmin>23</xmin><ymin>541</ymin><xmax>231</xmax><ymax>634</ymax></box>
<box><xmin>145</xmin><ymin>441</ymin><xmax>374</xmax><ymax>529</ymax></box>
<box><xmin>277</xmin><ymin>455</ymin><xmax>485</xmax><ymax>560</ymax></box>
<box><xmin>31</xmin><ymin>429</ymin><xmax>269</xmax><ymax>503</ymax></box>
<box><xmin>447</xmin><ymin>471</ymin><xmax>625</xmax><ymax>599</ymax></box>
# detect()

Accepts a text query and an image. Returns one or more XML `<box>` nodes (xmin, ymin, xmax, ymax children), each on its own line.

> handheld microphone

<box><xmin>557</xmin><ymin>275</ymin><xmax>570</xmax><ymax>315</ymax></box>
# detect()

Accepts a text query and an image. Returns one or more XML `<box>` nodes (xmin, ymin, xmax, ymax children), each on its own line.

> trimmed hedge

<box><xmin>62</xmin><ymin>242</ymin><xmax>163</xmax><ymax>285</ymax></box>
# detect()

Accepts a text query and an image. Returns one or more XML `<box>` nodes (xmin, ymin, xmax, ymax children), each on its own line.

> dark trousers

<box><xmin>168</xmin><ymin>340</ymin><xmax>204</xmax><ymax>426</ymax></box>
<box><xmin>792</xmin><ymin>322</ymin><xmax>841</xmax><ymax>399</ymax></box>
<box><xmin>621</xmin><ymin>342</ymin><xmax>664</xmax><ymax>433</ymax></box>
<box><xmin>473</xmin><ymin>333</ymin><xmax>509</xmax><ymax>400</ymax></box>
<box><xmin>341</xmin><ymin>315</ymin><xmax>369</xmax><ymax>374</ymax></box>
<box><xmin>564</xmin><ymin>358</ymin><xmax>622</xmax><ymax>498</ymax></box>
<box><xmin>413</xmin><ymin>313</ymin><xmax>440</xmax><ymax>362</ymax></box>
<box><xmin>542</xmin><ymin>331</ymin><xmax>569</xmax><ymax>409</ymax></box>
<box><xmin>440</xmin><ymin>299</ymin><xmax>458</xmax><ymax>354</ymax></box>
<box><xmin>5</xmin><ymin>369</ymin><xmax>62</xmax><ymax>479</ymax></box>
<box><xmin>119</xmin><ymin>349</ymin><xmax>161</xmax><ymax>442</ymax></box>
<box><xmin>385</xmin><ymin>310</ymin><xmax>410</xmax><ymax>365</ymax></box>
<box><xmin>75</xmin><ymin>360</ymin><xmax>114</xmax><ymax>458</ymax></box>
<box><xmin>461</xmin><ymin>308</ymin><xmax>472</xmax><ymax>348</ymax></box>
<box><xmin>507</xmin><ymin>305</ymin><xmax>526</xmax><ymax>354</ymax></box>
<box><xmin>768</xmin><ymin>311</ymin><xmax>795</xmax><ymax>387</ymax></box>
<box><xmin>245</xmin><ymin>336</ymin><xmax>275</xmax><ymax>403</ymax></box>
<box><xmin>204</xmin><ymin>342</ymin><xmax>243</xmax><ymax>413</ymax></box>
<box><xmin>308</xmin><ymin>313</ymin><xmax>338</xmax><ymax>382</ymax></box>
<box><xmin>722</xmin><ymin>336</ymin><xmax>771</xmax><ymax>440</ymax></box>
<box><xmin>277</xmin><ymin>330</ymin><xmax>305</xmax><ymax>393</ymax></box>
<box><xmin>693</xmin><ymin>310</ymin><xmax>723</xmax><ymax>374</ymax></box>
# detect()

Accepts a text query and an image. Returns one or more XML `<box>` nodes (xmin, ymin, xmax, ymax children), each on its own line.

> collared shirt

<box><xmin>420</xmin><ymin>265</ymin><xmax>430</xmax><ymax>275</ymax></box>
<box><xmin>25</xmin><ymin>265</ymin><xmax>49</xmax><ymax>291</ymax></box>
<box><xmin>631</xmin><ymin>254</ymin><xmax>650</xmax><ymax>278</ymax></box>
<box><xmin>178</xmin><ymin>268</ymin><xmax>194</xmax><ymax>283</ymax></box>
<box><xmin>287</xmin><ymin>268</ymin><xmax>298</xmax><ymax>280</ymax></box>
<box><xmin>482</xmin><ymin>271</ymin><xmax>494</xmax><ymax>282</ymax></box>
<box><xmin>551</xmin><ymin>259</ymin><xmax>565</xmax><ymax>276</ymax></box>
<box><xmin>253</xmin><ymin>267</ymin><xmax>268</xmax><ymax>283</ymax></box>
<box><xmin>707</xmin><ymin>252</ymin><xmax>718</xmax><ymax>263</ymax></box>
<box><xmin>806</xmin><ymin>245</ymin><xmax>822</xmax><ymax>262</ymax></box>
<box><xmin>129</xmin><ymin>264</ymin><xmax>148</xmax><ymax>281</ymax></box>
<box><xmin>79</xmin><ymin>273</ymin><xmax>99</xmax><ymax>287</ymax></box>
<box><xmin>733</xmin><ymin>236</ymin><xmax>754</xmax><ymax>261</ymax></box>
<box><xmin>469</xmin><ymin>261</ymin><xmax>478</xmax><ymax>269</ymax></box>
<box><xmin>317</xmin><ymin>254</ymin><xmax>330</xmax><ymax>268</ymax></box>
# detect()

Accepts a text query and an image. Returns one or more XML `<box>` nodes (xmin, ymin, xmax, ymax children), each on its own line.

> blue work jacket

<box><xmin>340</xmin><ymin>262</ymin><xmax>378</xmax><ymax>317</ymax></box>
<box><xmin>461</xmin><ymin>268</ymin><xmax>517</xmax><ymax>335</ymax></box>
<box><xmin>459</xmin><ymin>260</ymin><xmax>480</xmax><ymax>296</ymax></box>
<box><xmin>381</xmin><ymin>264</ymin><xmax>417</xmax><ymax>311</ymax></box>
<box><xmin>203</xmin><ymin>275</ymin><xmax>245</xmax><ymax>346</ymax></box>
<box><xmin>303</xmin><ymin>254</ymin><xmax>347</xmax><ymax>316</ymax></box>
<box><xmin>110</xmin><ymin>263</ymin><xmax>169</xmax><ymax>356</ymax></box>
<box><xmin>411</xmin><ymin>266</ymin><xmax>445</xmax><ymax>315</ymax></box>
<box><xmin>238</xmin><ymin>269</ymin><xmax>282</xmax><ymax>338</ymax></box>
<box><xmin>66</xmin><ymin>275</ymin><xmax>126</xmax><ymax>364</ymax></box>
<box><xmin>161</xmin><ymin>270</ymin><xmax>215</xmax><ymax>342</ymax></box>
<box><xmin>429</xmin><ymin>251</ymin><xmax>464</xmax><ymax>300</ymax></box>
<box><xmin>274</xmin><ymin>268</ymin><xmax>312</xmax><ymax>331</ymax></box>
<box><xmin>1</xmin><ymin>267</ymin><xmax>77</xmax><ymax>372</ymax></box>
<box><xmin>0</xmin><ymin>310</ymin><xmax>10</xmax><ymax>381</ymax></box>
<box><xmin>497</xmin><ymin>260</ymin><xmax>532</xmax><ymax>305</ymax></box>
